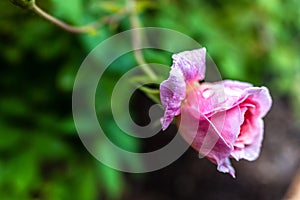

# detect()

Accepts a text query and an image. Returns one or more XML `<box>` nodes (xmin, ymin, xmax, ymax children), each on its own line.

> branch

<box><xmin>31</xmin><ymin>3</ymin><xmax>96</xmax><ymax>34</ymax></box>
<box><xmin>11</xmin><ymin>0</ymin><xmax>127</xmax><ymax>34</ymax></box>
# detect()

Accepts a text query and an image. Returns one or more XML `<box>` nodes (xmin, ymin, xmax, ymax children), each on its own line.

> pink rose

<box><xmin>160</xmin><ymin>48</ymin><xmax>272</xmax><ymax>177</ymax></box>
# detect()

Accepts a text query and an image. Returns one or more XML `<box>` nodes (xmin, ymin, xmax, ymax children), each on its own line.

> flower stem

<box><xmin>128</xmin><ymin>0</ymin><xmax>158</xmax><ymax>81</ymax></box>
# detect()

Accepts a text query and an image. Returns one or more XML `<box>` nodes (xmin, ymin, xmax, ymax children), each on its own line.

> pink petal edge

<box><xmin>160</xmin><ymin>48</ymin><xmax>207</xmax><ymax>130</ymax></box>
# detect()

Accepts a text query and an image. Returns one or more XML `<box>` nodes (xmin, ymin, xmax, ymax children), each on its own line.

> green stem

<box><xmin>128</xmin><ymin>0</ymin><xmax>158</xmax><ymax>81</ymax></box>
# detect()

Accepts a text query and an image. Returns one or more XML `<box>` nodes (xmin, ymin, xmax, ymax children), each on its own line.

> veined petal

<box><xmin>179</xmin><ymin>97</ymin><xmax>242</xmax><ymax>177</ymax></box>
<box><xmin>160</xmin><ymin>48</ymin><xmax>207</xmax><ymax>130</ymax></box>
<box><xmin>217</xmin><ymin>158</ymin><xmax>236</xmax><ymax>178</ymax></box>
<box><xmin>231</xmin><ymin>119</ymin><xmax>264</xmax><ymax>161</ymax></box>
<box><xmin>160</xmin><ymin>68</ymin><xmax>186</xmax><ymax>130</ymax></box>
<box><xmin>172</xmin><ymin>48</ymin><xmax>206</xmax><ymax>82</ymax></box>
<box><xmin>242</xmin><ymin>87</ymin><xmax>272</xmax><ymax>118</ymax></box>
<box><xmin>221</xmin><ymin>81</ymin><xmax>272</xmax><ymax>117</ymax></box>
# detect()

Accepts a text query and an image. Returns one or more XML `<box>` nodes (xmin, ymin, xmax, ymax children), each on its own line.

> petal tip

<box><xmin>217</xmin><ymin>158</ymin><xmax>236</xmax><ymax>178</ymax></box>
<box><xmin>172</xmin><ymin>48</ymin><xmax>207</xmax><ymax>82</ymax></box>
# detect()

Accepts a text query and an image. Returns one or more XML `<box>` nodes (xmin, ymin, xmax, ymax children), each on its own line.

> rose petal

<box><xmin>160</xmin><ymin>68</ymin><xmax>186</xmax><ymax>130</ymax></box>
<box><xmin>172</xmin><ymin>48</ymin><xmax>206</xmax><ymax>82</ymax></box>
<box><xmin>203</xmin><ymin>81</ymin><xmax>272</xmax><ymax>118</ymax></box>
<box><xmin>231</xmin><ymin>118</ymin><xmax>264</xmax><ymax>161</ymax></box>
<box><xmin>217</xmin><ymin>158</ymin><xmax>236</xmax><ymax>178</ymax></box>
<box><xmin>221</xmin><ymin>80</ymin><xmax>253</xmax><ymax>90</ymax></box>
<box><xmin>230</xmin><ymin>86</ymin><xmax>271</xmax><ymax>161</ymax></box>
<box><xmin>179</xmin><ymin>93</ymin><xmax>243</xmax><ymax>177</ymax></box>
<box><xmin>160</xmin><ymin>48</ymin><xmax>207</xmax><ymax>130</ymax></box>
<box><xmin>242</xmin><ymin>87</ymin><xmax>272</xmax><ymax>118</ymax></box>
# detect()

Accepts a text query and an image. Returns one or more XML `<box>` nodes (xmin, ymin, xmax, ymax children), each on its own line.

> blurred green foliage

<box><xmin>1</xmin><ymin>0</ymin><xmax>300</xmax><ymax>199</ymax></box>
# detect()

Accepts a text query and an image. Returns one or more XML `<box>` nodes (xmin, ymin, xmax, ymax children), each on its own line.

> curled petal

<box><xmin>160</xmin><ymin>68</ymin><xmax>186</xmax><ymax>130</ymax></box>
<box><xmin>172</xmin><ymin>48</ymin><xmax>206</xmax><ymax>82</ymax></box>
<box><xmin>179</xmin><ymin>97</ymin><xmax>243</xmax><ymax>177</ymax></box>
<box><xmin>242</xmin><ymin>87</ymin><xmax>272</xmax><ymax>118</ymax></box>
<box><xmin>231</xmin><ymin>118</ymin><xmax>264</xmax><ymax>161</ymax></box>
<box><xmin>221</xmin><ymin>81</ymin><xmax>272</xmax><ymax>117</ymax></box>
<box><xmin>198</xmin><ymin>80</ymin><xmax>272</xmax><ymax>117</ymax></box>
<box><xmin>221</xmin><ymin>80</ymin><xmax>253</xmax><ymax>90</ymax></box>
<box><xmin>160</xmin><ymin>48</ymin><xmax>207</xmax><ymax>130</ymax></box>
<box><xmin>217</xmin><ymin>158</ymin><xmax>236</xmax><ymax>178</ymax></box>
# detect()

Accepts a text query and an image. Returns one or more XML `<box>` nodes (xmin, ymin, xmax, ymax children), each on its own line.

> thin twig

<box><xmin>31</xmin><ymin>2</ymin><xmax>128</xmax><ymax>34</ymax></box>
<box><xmin>31</xmin><ymin>3</ymin><xmax>96</xmax><ymax>34</ymax></box>
<box><xmin>31</xmin><ymin>0</ymin><xmax>158</xmax><ymax>81</ymax></box>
